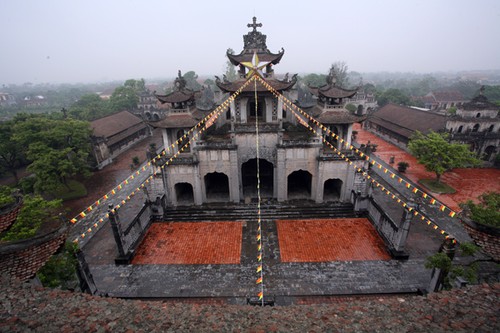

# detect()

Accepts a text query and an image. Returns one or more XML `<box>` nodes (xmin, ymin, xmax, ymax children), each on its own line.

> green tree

<box><xmin>224</xmin><ymin>48</ymin><xmax>238</xmax><ymax>81</ymax></box>
<box><xmin>460</xmin><ymin>192</ymin><xmax>500</xmax><ymax>228</ymax></box>
<box><xmin>408</xmin><ymin>131</ymin><xmax>480</xmax><ymax>183</ymax></box>
<box><xmin>69</xmin><ymin>93</ymin><xmax>110</xmax><ymax>120</ymax></box>
<box><xmin>109</xmin><ymin>85</ymin><xmax>139</xmax><ymax>111</ymax></box>
<box><xmin>183</xmin><ymin>71</ymin><xmax>202</xmax><ymax>91</ymax></box>
<box><xmin>0</xmin><ymin>121</ymin><xmax>25</xmax><ymax>183</ymax></box>
<box><xmin>301</xmin><ymin>73</ymin><xmax>327</xmax><ymax>87</ymax></box>
<box><xmin>376</xmin><ymin>88</ymin><xmax>410</xmax><ymax>107</ymax></box>
<box><xmin>13</xmin><ymin>116</ymin><xmax>92</xmax><ymax>193</ymax></box>
<box><xmin>1</xmin><ymin>195</ymin><xmax>62</xmax><ymax>241</ymax></box>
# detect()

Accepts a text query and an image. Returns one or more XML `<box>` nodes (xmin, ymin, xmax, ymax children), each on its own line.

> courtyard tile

<box><xmin>132</xmin><ymin>222</ymin><xmax>243</xmax><ymax>264</ymax></box>
<box><xmin>276</xmin><ymin>218</ymin><xmax>391</xmax><ymax>262</ymax></box>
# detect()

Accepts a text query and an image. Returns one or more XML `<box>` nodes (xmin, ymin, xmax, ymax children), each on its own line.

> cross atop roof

<box><xmin>247</xmin><ymin>16</ymin><xmax>262</xmax><ymax>32</ymax></box>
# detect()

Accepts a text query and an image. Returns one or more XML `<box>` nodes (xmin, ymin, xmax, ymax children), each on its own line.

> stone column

<box><xmin>394</xmin><ymin>199</ymin><xmax>418</xmax><ymax>252</ymax></box>
<box><xmin>108</xmin><ymin>204</ymin><xmax>125</xmax><ymax>258</ymax></box>
<box><xmin>229</xmin><ymin>150</ymin><xmax>240</xmax><ymax>203</ymax></box>
<box><xmin>276</xmin><ymin>148</ymin><xmax>286</xmax><ymax>201</ymax></box>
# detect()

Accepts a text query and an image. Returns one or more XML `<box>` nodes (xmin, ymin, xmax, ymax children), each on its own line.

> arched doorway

<box><xmin>175</xmin><ymin>183</ymin><xmax>194</xmax><ymax>205</ymax></box>
<box><xmin>152</xmin><ymin>113</ymin><xmax>160</xmax><ymax>121</ymax></box>
<box><xmin>484</xmin><ymin>145</ymin><xmax>496</xmax><ymax>161</ymax></box>
<box><xmin>247</xmin><ymin>98</ymin><xmax>265</xmax><ymax>122</ymax></box>
<box><xmin>323</xmin><ymin>179</ymin><xmax>342</xmax><ymax>202</ymax></box>
<box><xmin>242</xmin><ymin>158</ymin><xmax>274</xmax><ymax>199</ymax></box>
<box><xmin>204</xmin><ymin>172</ymin><xmax>229</xmax><ymax>202</ymax></box>
<box><xmin>287</xmin><ymin>170</ymin><xmax>312</xmax><ymax>200</ymax></box>
<box><xmin>145</xmin><ymin>112</ymin><xmax>152</xmax><ymax>120</ymax></box>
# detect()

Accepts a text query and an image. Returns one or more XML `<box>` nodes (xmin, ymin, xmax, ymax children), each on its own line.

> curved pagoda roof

<box><xmin>215</xmin><ymin>75</ymin><xmax>297</xmax><ymax>94</ymax></box>
<box><xmin>155</xmin><ymin>70</ymin><xmax>195</xmax><ymax>104</ymax></box>
<box><xmin>227</xmin><ymin>16</ymin><xmax>285</xmax><ymax>67</ymax></box>
<box><xmin>460</xmin><ymin>88</ymin><xmax>499</xmax><ymax>111</ymax></box>
<box><xmin>308</xmin><ymin>67</ymin><xmax>358</xmax><ymax>99</ymax></box>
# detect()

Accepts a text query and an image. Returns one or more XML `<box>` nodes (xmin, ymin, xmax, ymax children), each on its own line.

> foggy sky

<box><xmin>1</xmin><ymin>0</ymin><xmax>499</xmax><ymax>85</ymax></box>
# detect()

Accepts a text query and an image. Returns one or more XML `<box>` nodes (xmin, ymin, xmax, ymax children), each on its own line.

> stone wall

<box><xmin>462</xmin><ymin>218</ymin><xmax>500</xmax><ymax>261</ymax></box>
<box><xmin>0</xmin><ymin>222</ymin><xmax>69</xmax><ymax>282</ymax></box>
<box><xmin>0</xmin><ymin>197</ymin><xmax>22</xmax><ymax>233</ymax></box>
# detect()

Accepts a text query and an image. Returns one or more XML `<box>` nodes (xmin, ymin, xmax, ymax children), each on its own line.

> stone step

<box><xmin>162</xmin><ymin>202</ymin><xmax>361</xmax><ymax>222</ymax></box>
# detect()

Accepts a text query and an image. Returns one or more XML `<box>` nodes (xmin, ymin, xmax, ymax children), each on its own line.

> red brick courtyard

<box><xmin>277</xmin><ymin>218</ymin><xmax>391</xmax><ymax>262</ymax></box>
<box><xmin>132</xmin><ymin>222</ymin><xmax>243</xmax><ymax>264</ymax></box>
<box><xmin>354</xmin><ymin>124</ymin><xmax>500</xmax><ymax>211</ymax></box>
<box><xmin>132</xmin><ymin>218</ymin><xmax>390</xmax><ymax>265</ymax></box>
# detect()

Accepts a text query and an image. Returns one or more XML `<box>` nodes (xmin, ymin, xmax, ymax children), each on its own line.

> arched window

<box><xmin>476</xmin><ymin>113</ymin><xmax>481</xmax><ymax>118</ymax></box>
<box><xmin>457</xmin><ymin>125</ymin><xmax>463</xmax><ymax>133</ymax></box>
<box><xmin>488</xmin><ymin>124</ymin><xmax>495</xmax><ymax>132</ymax></box>
<box><xmin>472</xmin><ymin>124</ymin><xmax>480</xmax><ymax>132</ymax></box>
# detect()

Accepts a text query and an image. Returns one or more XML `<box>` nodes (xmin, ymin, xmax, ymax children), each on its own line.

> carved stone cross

<box><xmin>247</xmin><ymin>16</ymin><xmax>262</xmax><ymax>32</ymax></box>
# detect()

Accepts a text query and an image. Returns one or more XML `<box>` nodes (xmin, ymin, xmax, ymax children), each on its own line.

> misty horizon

<box><xmin>1</xmin><ymin>0</ymin><xmax>500</xmax><ymax>86</ymax></box>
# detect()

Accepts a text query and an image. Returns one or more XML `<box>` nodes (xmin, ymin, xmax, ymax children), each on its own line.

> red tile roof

<box><xmin>369</xmin><ymin>103</ymin><xmax>447</xmax><ymax>139</ymax></box>
<box><xmin>91</xmin><ymin>111</ymin><xmax>145</xmax><ymax>138</ymax></box>
<box><xmin>149</xmin><ymin>113</ymin><xmax>201</xmax><ymax>129</ymax></box>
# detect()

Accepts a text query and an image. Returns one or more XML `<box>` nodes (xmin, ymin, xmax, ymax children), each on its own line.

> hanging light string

<box><xmin>253</xmin><ymin>75</ymin><xmax>455</xmax><ymax>242</ymax></box>
<box><xmin>255</xmin><ymin>76</ymin><xmax>459</xmax><ymax>219</ymax></box>
<box><xmin>281</xmin><ymin>101</ymin><xmax>456</xmax><ymax>242</ymax></box>
<box><xmin>251</xmin><ymin>75</ymin><xmax>265</xmax><ymax>305</ymax></box>
<box><xmin>72</xmin><ymin>80</ymin><xmax>252</xmax><ymax>245</ymax></box>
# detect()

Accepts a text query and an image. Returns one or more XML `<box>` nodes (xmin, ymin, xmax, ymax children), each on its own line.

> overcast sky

<box><xmin>1</xmin><ymin>0</ymin><xmax>499</xmax><ymax>85</ymax></box>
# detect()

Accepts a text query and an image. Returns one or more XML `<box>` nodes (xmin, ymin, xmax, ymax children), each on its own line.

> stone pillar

<box><xmin>108</xmin><ymin>204</ymin><xmax>125</xmax><ymax>258</ymax></box>
<box><xmin>276</xmin><ymin>148</ymin><xmax>286</xmax><ymax>201</ymax></box>
<box><xmin>229</xmin><ymin>150</ymin><xmax>240</xmax><ymax>203</ymax></box>
<box><xmin>394</xmin><ymin>199</ymin><xmax>417</xmax><ymax>252</ymax></box>
<box><xmin>277</xmin><ymin>97</ymin><xmax>283</xmax><ymax>121</ymax></box>
<box><xmin>193</xmin><ymin>164</ymin><xmax>203</xmax><ymax>205</ymax></box>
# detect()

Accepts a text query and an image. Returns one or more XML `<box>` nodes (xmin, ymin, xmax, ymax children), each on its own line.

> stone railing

<box><xmin>0</xmin><ymin>220</ymin><xmax>69</xmax><ymax>282</ymax></box>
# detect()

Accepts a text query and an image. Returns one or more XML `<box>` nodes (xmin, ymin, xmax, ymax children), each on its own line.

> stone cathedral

<box><xmin>150</xmin><ymin>17</ymin><xmax>366</xmax><ymax>206</ymax></box>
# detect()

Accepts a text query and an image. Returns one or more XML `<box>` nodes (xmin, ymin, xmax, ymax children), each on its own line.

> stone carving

<box><xmin>174</xmin><ymin>70</ymin><xmax>187</xmax><ymax>91</ymax></box>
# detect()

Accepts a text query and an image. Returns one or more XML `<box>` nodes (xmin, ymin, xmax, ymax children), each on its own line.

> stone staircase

<box><xmin>163</xmin><ymin>201</ymin><xmax>362</xmax><ymax>222</ymax></box>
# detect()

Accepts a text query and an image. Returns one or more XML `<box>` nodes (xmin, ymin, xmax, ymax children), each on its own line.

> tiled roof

<box><xmin>227</xmin><ymin>49</ymin><xmax>284</xmax><ymax>66</ymax></box>
<box><xmin>149</xmin><ymin>113</ymin><xmax>200</xmax><ymax>129</ymax></box>
<box><xmin>430</xmin><ymin>90</ymin><xmax>465</xmax><ymax>102</ymax></box>
<box><xmin>155</xmin><ymin>90</ymin><xmax>194</xmax><ymax>104</ymax></box>
<box><xmin>369</xmin><ymin>103</ymin><xmax>447</xmax><ymax>139</ymax></box>
<box><xmin>216</xmin><ymin>77</ymin><xmax>296</xmax><ymax>93</ymax></box>
<box><xmin>91</xmin><ymin>111</ymin><xmax>146</xmax><ymax>139</ymax></box>
<box><xmin>460</xmin><ymin>94</ymin><xmax>499</xmax><ymax>111</ymax></box>
<box><xmin>316</xmin><ymin>110</ymin><xmax>367</xmax><ymax>124</ymax></box>
<box><xmin>309</xmin><ymin>85</ymin><xmax>358</xmax><ymax>99</ymax></box>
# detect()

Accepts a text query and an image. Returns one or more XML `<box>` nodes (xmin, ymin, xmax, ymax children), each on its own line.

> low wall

<box><xmin>462</xmin><ymin>218</ymin><xmax>500</xmax><ymax>261</ymax></box>
<box><xmin>0</xmin><ymin>197</ymin><xmax>23</xmax><ymax>233</ymax></box>
<box><xmin>0</xmin><ymin>222</ymin><xmax>69</xmax><ymax>282</ymax></box>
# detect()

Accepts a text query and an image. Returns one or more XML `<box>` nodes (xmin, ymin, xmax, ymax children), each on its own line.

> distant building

<box><xmin>420</xmin><ymin>90</ymin><xmax>467</xmax><ymax>110</ymax></box>
<box><xmin>365</xmin><ymin>89</ymin><xmax>500</xmax><ymax>164</ymax></box>
<box><xmin>21</xmin><ymin>95</ymin><xmax>47</xmax><ymax>108</ymax></box>
<box><xmin>0</xmin><ymin>92</ymin><xmax>17</xmax><ymax>107</ymax></box>
<box><xmin>365</xmin><ymin>103</ymin><xmax>447</xmax><ymax>149</ymax></box>
<box><xmin>90</xmin><ymin>111</ymin><xmax>151</xmax><ymax>169</ymax></box>
<box><xmin>447</xmin><ymin>89</ymin><xmax>500</xmax><ymax>163</ymax></box>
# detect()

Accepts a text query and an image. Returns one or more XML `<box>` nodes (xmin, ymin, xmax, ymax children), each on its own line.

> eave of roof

<box><xmin>216</xmin><ymin>76</ymin><xmax>296</xmax><ymax>93</ymax></box>
<box><xmin>227</xmin><ymin>49</ymin><xmax>284</xmax><ymax>66</ymax></box>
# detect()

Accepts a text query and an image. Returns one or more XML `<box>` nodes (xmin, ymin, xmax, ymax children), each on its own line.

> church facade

<box><xmin>150</xmin><ymin>18</ymin><xmax>366</xmax><ymax>206</ymax></box>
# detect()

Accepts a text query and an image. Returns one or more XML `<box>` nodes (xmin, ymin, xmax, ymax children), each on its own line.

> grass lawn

<box><xmin>50</xmin><ymin>179</ymin><xmax>87</xmax><ymax>201</ymax></box>
<box><xmin>418</xmin><ymin>179</ymin><xmax>456</xmax><ymax>194</ymax></box>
